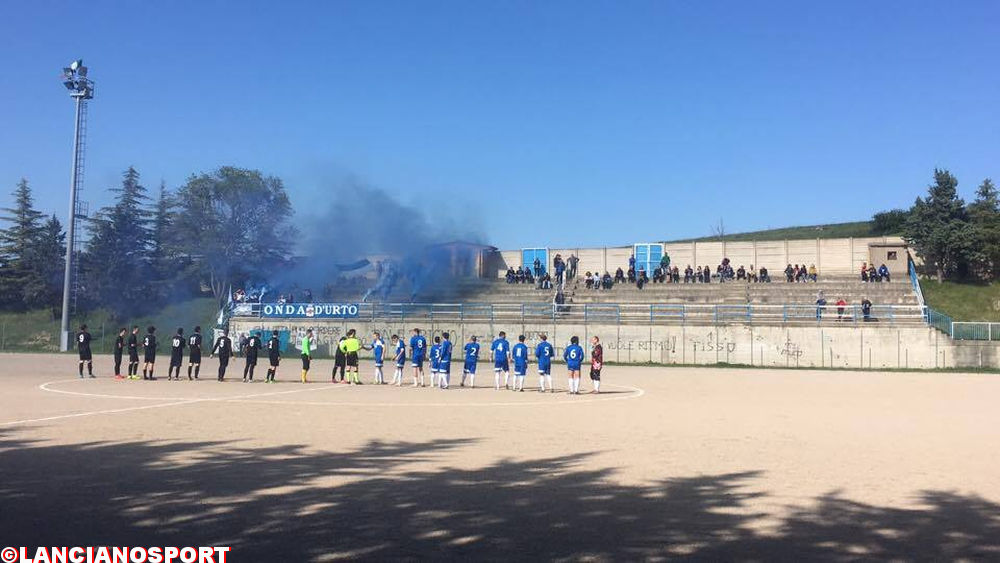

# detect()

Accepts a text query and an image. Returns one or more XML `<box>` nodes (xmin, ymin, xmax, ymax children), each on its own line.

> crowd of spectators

<box><xmin>860</xmin><ymin>262</ymin><xmax>891</xmax><ymax>282</ymax></box>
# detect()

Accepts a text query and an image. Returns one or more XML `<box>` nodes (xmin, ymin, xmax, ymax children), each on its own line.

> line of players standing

<box><xmin>76</xmin><ymin>324</ymin><xmax>280</xmax><ymax>383</ymax></box>
<box><xmin>75</xmin><ymin>324</ymin><xmax>605</xmax><ymax>393</ymax></box>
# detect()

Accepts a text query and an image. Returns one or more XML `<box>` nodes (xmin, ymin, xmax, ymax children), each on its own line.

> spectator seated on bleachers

<box><xmin>615</xmin><ymin>268</ymin><xmax>626</xmax><ymax>284</ymax></box>
<box><xmin>808</xmin><ymin>264</ymin><xmax>818</xmax><ymax>282</ymax></box>
<box><xmin>867</xmin><ymin>264</ymin><xmax>878</xmax><ymax>282</ymax></box>
<box><xmin>602</xmin><ymin>272</ymin><xmax>613</xmax><ymax>290</ymax></box>
<box><xmin>702</xmin><ymin>265</ymin><xmax>711</xmax><ymax>283</ymax></box>
<box><xmin>758</xmin><ymin>266</ymin><xmax>771</xmax><ymax>283</ymax></box>
<box><xmin>627</xmin><ymin>267</ymin><xmax>636</xmax><ymax>283</ymax></box>
<box><xmin>878</xmin><ymin>264</ymin><xmax>890</xmax><ymax>282</ymax></box>
<box><xmin>671</xmin><ymin>265</ymin><xmax>680</xmax><ymax>283</ymax></box>
<box><xmin>653</xmin><ymin>266</ymin><xmax>665</xmax><ymax>283</ymax></box>
<box><xmin>636</xmin><ymin>270</ymin><xmax>648</xmax><ymax>290</ymax></box>
<box><xmin>592</xmin><ymin>271</ymin><xmax>602</xmax><ymax>290</ymax></box>
<box><xmin>785</xmin><ymin>264</ymin><xmax>794</xmax><ymax>282</ymax></box>
<box><xmin>736</xmin><ymin>265</ymin><xmax>746</xmax><ymax>280</ymax></box>
<box><xmin>584</xmin><ymin>271</ymin><xmax>594</xmax><ymax>289</ymax></box>
<box><xmin>860</xmin><ymin>262</ymin><xmax>868</xmax><ymax>282</ymax></box>
<box><xmin>506</xmin><ymin>268</ymin><xmax>516</xmax><ymax>284</ymax></box>
<box><xmin>746</xmin><ymin>265</ymin><xmax>757</xmax><ymax>283</ymax></box>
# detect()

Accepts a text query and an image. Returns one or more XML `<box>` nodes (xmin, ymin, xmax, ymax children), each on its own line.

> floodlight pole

<box><xmin>59</xmin><ymin>61</ymin><xmax>93</xmax><ymax>352</ymax></box>
<box><xmin>59</xmin><ymin>97</ymin><xmax>84</xmax><ymax>351</ymax></box>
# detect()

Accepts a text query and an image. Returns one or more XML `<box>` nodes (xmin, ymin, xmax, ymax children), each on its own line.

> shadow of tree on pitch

<box><xmin>0</xmin><ymin>432</ymin><xmax>998</xmax><ymax>561</ymax></box>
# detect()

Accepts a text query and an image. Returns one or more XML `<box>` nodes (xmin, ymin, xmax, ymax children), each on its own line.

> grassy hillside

<box><xmin>0</xmin><ymin>297</ymin><xmax>219</xmax><ymax>353</ymax></box>
<box><xmin>921</xmin><ymin>281</ymin><xmax>1000</xmax><ymax>322</ymax></box>
<box><xmin>672</xmin><ymin>221</ymin><xmax>887</xmax><ymax>243</ymax></box>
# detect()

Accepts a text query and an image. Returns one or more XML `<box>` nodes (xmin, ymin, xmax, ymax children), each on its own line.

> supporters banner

<box><xmin>260</xmin><ymin>303</ymin><xmax>361</xmax><ymax>319</ymax></box>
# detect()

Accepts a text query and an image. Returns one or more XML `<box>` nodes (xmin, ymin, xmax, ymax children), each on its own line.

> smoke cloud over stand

<box><xmin>271</xmin><ymin>180</ymin><xmax>488</xmax><ymax>301</ymax></box>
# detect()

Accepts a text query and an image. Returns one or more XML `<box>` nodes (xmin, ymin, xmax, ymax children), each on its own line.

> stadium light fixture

<box><xmin>58</xmin><ymin>59</ymin><xmax>95</xmax><ymax>351</ymax></box>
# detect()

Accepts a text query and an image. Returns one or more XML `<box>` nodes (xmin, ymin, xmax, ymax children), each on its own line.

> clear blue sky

<box><xmin>1</xmin><ymin>0</ymin><xmax>998</xmax><ymax>250</ymax></box>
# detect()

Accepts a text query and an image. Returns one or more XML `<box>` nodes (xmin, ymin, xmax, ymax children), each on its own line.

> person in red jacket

<box><xmin>590</xmin><ymin>336</ymin><xmax>603</xmax><ymax>394</ymax></box>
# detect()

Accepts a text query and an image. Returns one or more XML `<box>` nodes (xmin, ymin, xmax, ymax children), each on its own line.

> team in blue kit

<box><xmin>512</xmin><ymin>335</ymin><xmax>529</xmax><ymax>391</ymax></box>
<box><xmin>491</xmin><ymin>331</ymin><xmax>511</xmax><ymax>390</ymax></box>
<box><xmin>462</xmin><ymin>336</ymin><xmax>480</xmax><ymax>387</ymax></box>
<box><xmin>430</xmin><ymin>336</ymin><xmax>442</xmax><ymax>387</ymax></box>
<box><xmin>563</xmin><ymin>335</ymin><xmax>585</xmax><ymax>395</ymax></box>
<box><xmin>369</xmin><ymin>332</ymin><xmax>386</xmax><ymax>384</ymax></box>
<box><xmin>438</xmin><ymin>332</ymin><xmax>453</xmax><ymax>389</ymax></box>
<box><xmin>410</xmin><ymin>328</ymin><xmax>428</xmax><ymax>386</ymax></box>
<box><xmin>535</xmin><ymin>334</ymin><xmax>555</xmax><ymax>393</ymax></box>
<box><xmin>391</xmin><ymin>334</ymin><xmax>406</xmax><ymax>386</ymax></box>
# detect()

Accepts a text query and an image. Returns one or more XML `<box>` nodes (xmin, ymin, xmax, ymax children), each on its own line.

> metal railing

<box><xmin>235</xmin><ymin>302</ymin><xmax>928</xmax><ymax>326</ymax></box>
<box><xmin>951</xmin><ymin>322</ymin><xmax>1000</xmax><ymax>341</ymax></box>
<box><xmin>908</xmin><ymin>257</ymin><xmax>925</xmax><ymax>308</ymax></box>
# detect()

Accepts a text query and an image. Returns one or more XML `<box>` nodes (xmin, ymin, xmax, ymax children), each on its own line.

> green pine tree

<box><xmin>22</xmin><ymin>215</ymin><xmax>66</xmax><ymax>314</ymax></box>
<box><xmin>968</xmin><ymin>178</ymin><xmax>1000</xmax><ymax>280</ymax></box>
<box><xmin>0</xmin><ymin>179</ymin><xmax>45</xmax><ymax>309</ymax></box>
<box><xmin>903</xmin><ymin>169</ymin><xmax>975</xmax><ymax>282</ymax></box>
<box><xmin>83</xmin><ymin>166</ymin><xmax>153</xmax><ymax>317</ymax></box>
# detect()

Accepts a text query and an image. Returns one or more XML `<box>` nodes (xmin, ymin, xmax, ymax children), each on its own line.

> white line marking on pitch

<box><xmin>223</xmin><ymin>383</ymin><xmax>646</xmax><ymax>408</ymax></box>
<box><xmin>0</xmin><ymin>381</ymin><xmax>346</xmax><ymax>427</ymax></box>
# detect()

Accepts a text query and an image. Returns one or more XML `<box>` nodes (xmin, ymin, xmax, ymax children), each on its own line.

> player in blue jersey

<box><xmin>438</xmin><ymin>332</ymin><xmax>453</xmax><ymax>389</ymax></box>
<box><xmin>461</xmin><ymin>336</ymin><xmax>480</xmax><ymax>387</ymax></box>
<box><xmin>535</xmin><ymin>333</ymin><xmax>555</xmax><ymax>393</ymax></box>
<box><xmin>490</xmin><ymin>331</ymin><xmax>511</xmax><ymax>390</ymax></box>
<box><xmin>391</xmin><ymin>334</ymin><xmax>406</xmax><ymax>386</ymax></box>
<box><xmin>564</xmin><ymin>335</ymin><xmax>585</xmax><ymax>394</ymax></box>
<box><xmin>512</xmin><ymin>335</ymin><xmax>529</xmax><ymax>392</ymax></box>
<box><xmin>369</xmin><ymin>332</ymin><xmax>386</xmax><ymax>384</ymax></box>
<box><xmin>409</xmin><ymin>328</ymin><xmax>427</xmax><ymax>387</ymax></box>
<box><xmin>430</xmin><ymin>336</ymin><xmax>442</xmax><ymax>388</ymax></box>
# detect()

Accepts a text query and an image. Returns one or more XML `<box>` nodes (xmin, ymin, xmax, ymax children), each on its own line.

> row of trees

<box><xmin>887</xmin><ymin>169</ymin><xmax>999</xmax><ymax>282</ymax></box>
<box><xmin>0</xmin><ymin>166</ymin><xmax>295</xmax><ymax>319</ymax></box>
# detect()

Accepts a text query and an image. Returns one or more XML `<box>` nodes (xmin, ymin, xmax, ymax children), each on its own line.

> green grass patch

<box><xmin>0</xmin><ymin>297</ymin><xmax>220</xmax><ymax>353</ymax></box>
<box><xmin>921</xmin><ymin>280</ymin><xmax>1000</xmax><ymax>322</ymax></box>
<box><xmin>672</xmin><ymin>221</ymin><xmax>887</xmax><ymax>243</ymax></box>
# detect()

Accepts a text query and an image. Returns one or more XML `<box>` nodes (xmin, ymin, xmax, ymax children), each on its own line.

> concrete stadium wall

<box><xmin>494</xmin><ymin>237</ymin><xmax>906</xmax><ymax>278</ymax></box>
<box><xmin>231</xmin><ymin>317</ymin><xmax>997</xmax><ymax>370</ymax></box>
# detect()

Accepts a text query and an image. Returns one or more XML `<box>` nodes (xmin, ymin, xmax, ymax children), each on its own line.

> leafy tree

<box><xmin>148</xmin><ymin>181</ymin><xmax>191</xmax><ymax>301</ymax></box>
<box><xmin>83</xmin><ymin>167</ymin><xmax>153</xmax><ymax>317</ymax></box>
<box><xmin>871</xmin><ymin>209</ymin><xmax>908</xmax><ymax>236</ymax></box>
<box><xmin>0</xmin><ymin>179</ymin><xmax>45</xmax><ymax>308</ymax></box>
<box><xmin>174</xmin><ymin>167</ymin><xmax>295</xmax><ymax>300</ymax></box>
<box><xmin>903</xmin><ymin>169</ymin><xmax>975</xmax><ymax>282</ymax></box>
<box><xmin>968</xmin><ymin>178</ymin><xmax>1000</xmax><ymax>280</ymax></box>
<box><xmin>22</xmin><ymin>215</ymin><xmax>66</xmax><ymax>314</ymax></box>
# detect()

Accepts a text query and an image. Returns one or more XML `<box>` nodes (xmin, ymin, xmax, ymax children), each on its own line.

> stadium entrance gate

<box><xmin>522</xmin><ymin>248</ymin><xmax>549</xmax><ymax>274</ymax></box>
<box><xmin>633</xmin><ymin>243</ymin><xmax>664</xmax><ymax>275</ymax></box>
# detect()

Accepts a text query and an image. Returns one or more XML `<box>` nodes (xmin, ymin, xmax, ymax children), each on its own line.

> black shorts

<box><xmin>346</xmin><ymin>352</ymin><xmax>359</xmax><ymax>367</ymax></box>
<box><xmin>170</xmin><ymin>354</ymin><xmax>184</xmax><ymax>367</ymax></box>
<box><xmin>590</xmin><ymin>368</ymin><xmax>601</xmax><ymax>381</ymax></box>
<box><xmin>218</xmin><ymin>355</ymin><xmax>230</xmax><ymax>367</ymax></box>
<box><xmin>269</xmin><ymin>355</ymin><xmax>280</xmax><ymax>367</ymax></box>
<box><xmin>144</xmin><ymin>352</ymin><xmax>156</xmax><ymax>364</ymax></box>
<box><xmin>246</xmin><ymin>355</ymin><xmax>258</xmax><ymax>366</ymax></box>
<box><xmin>78</xmin><ymin>349</ymin><xmax>92</xmax><ymax>361</ymax></box>
<box><xmin>189</xmin><ymin>351</ymin><xmax>201</xmax><ymax>364</ymax></box>
<box><xmin>129</xmin><ymin>351</ymin><xmax>139</xmax><ymax>362</ymax></box>
<box><xmin>301</xmin><ymin>354</ymin><xmax>311</xmax><ymax>370</ymax></box>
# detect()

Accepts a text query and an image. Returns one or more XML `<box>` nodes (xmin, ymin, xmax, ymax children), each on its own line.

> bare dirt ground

<box><xmin>1</xmin><ymin>352</ymin><xmax>998</xmax><ymax>561</ymax></box>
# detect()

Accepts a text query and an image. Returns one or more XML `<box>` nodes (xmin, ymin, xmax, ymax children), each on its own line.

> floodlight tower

<box><xmin>59</xmin><ymin>59</ymin><xmax>94</xmax><ymax>351</ymax></box>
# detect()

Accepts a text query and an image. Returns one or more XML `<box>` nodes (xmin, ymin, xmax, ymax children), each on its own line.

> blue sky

<box><xmin>1</xmin><ymin>0</ymin><xmax>998</xmax><ymax>250</ymax></box>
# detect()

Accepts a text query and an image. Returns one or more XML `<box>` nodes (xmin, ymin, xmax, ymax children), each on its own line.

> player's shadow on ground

<box><xmin>0</xmin><ymin>431</ymin><xmax>998</xmax><ymax>560</ymax></box>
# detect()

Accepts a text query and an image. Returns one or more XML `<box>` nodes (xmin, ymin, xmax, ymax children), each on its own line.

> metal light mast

<box><xmin>60</xmin><ymin>59</ymin><xmax>94</xmax><ymax>351</ymax></box>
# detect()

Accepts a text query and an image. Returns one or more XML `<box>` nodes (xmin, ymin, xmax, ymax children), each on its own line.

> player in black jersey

<box><xmin>211</xmin><ymin>329</ymin><xmax>234</xmax><ymax>381</ymax></box>
<box><xmin>187</xmin><ymin>326</ymin><xmax>203</xmax><ymax>380</ymax></box>
<box><xmin>113</xmin><ymin>328</ymin><xmax>126</xmax><ymax>379</ymax></box>
<box><xmin>142</xmin><ymin>326</ymin><xmax>158</xmax><ymax>380</ymax></box>
<box><xmin>77</xmin><ymin>324</ymin><xmax>94</xmax><ymax>378</ymax></box>
<box><xmin>265</xmin><ymin>330</ymin><xmax>281</xmax><ymax>383</ymax></box>
<box><xmin>168</xmin><ymin>328</ymin><xmax>186</xmax><ymax>380</ymax></box>
<box><xmin>242</xmin><ymin>331</ymin><xmax>262</xmax><ymax>382</ymax></box>
<box><xmin>127</xmin><ymin>326</ymin><xmax>140</xmax><ymax>379</ymax></box>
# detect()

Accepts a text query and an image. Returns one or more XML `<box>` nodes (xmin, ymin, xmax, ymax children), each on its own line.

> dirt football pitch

<box><xmin>1</xmin><ymin>352</ymin><xmax>999</xmax><ymax>561</ymax></box>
